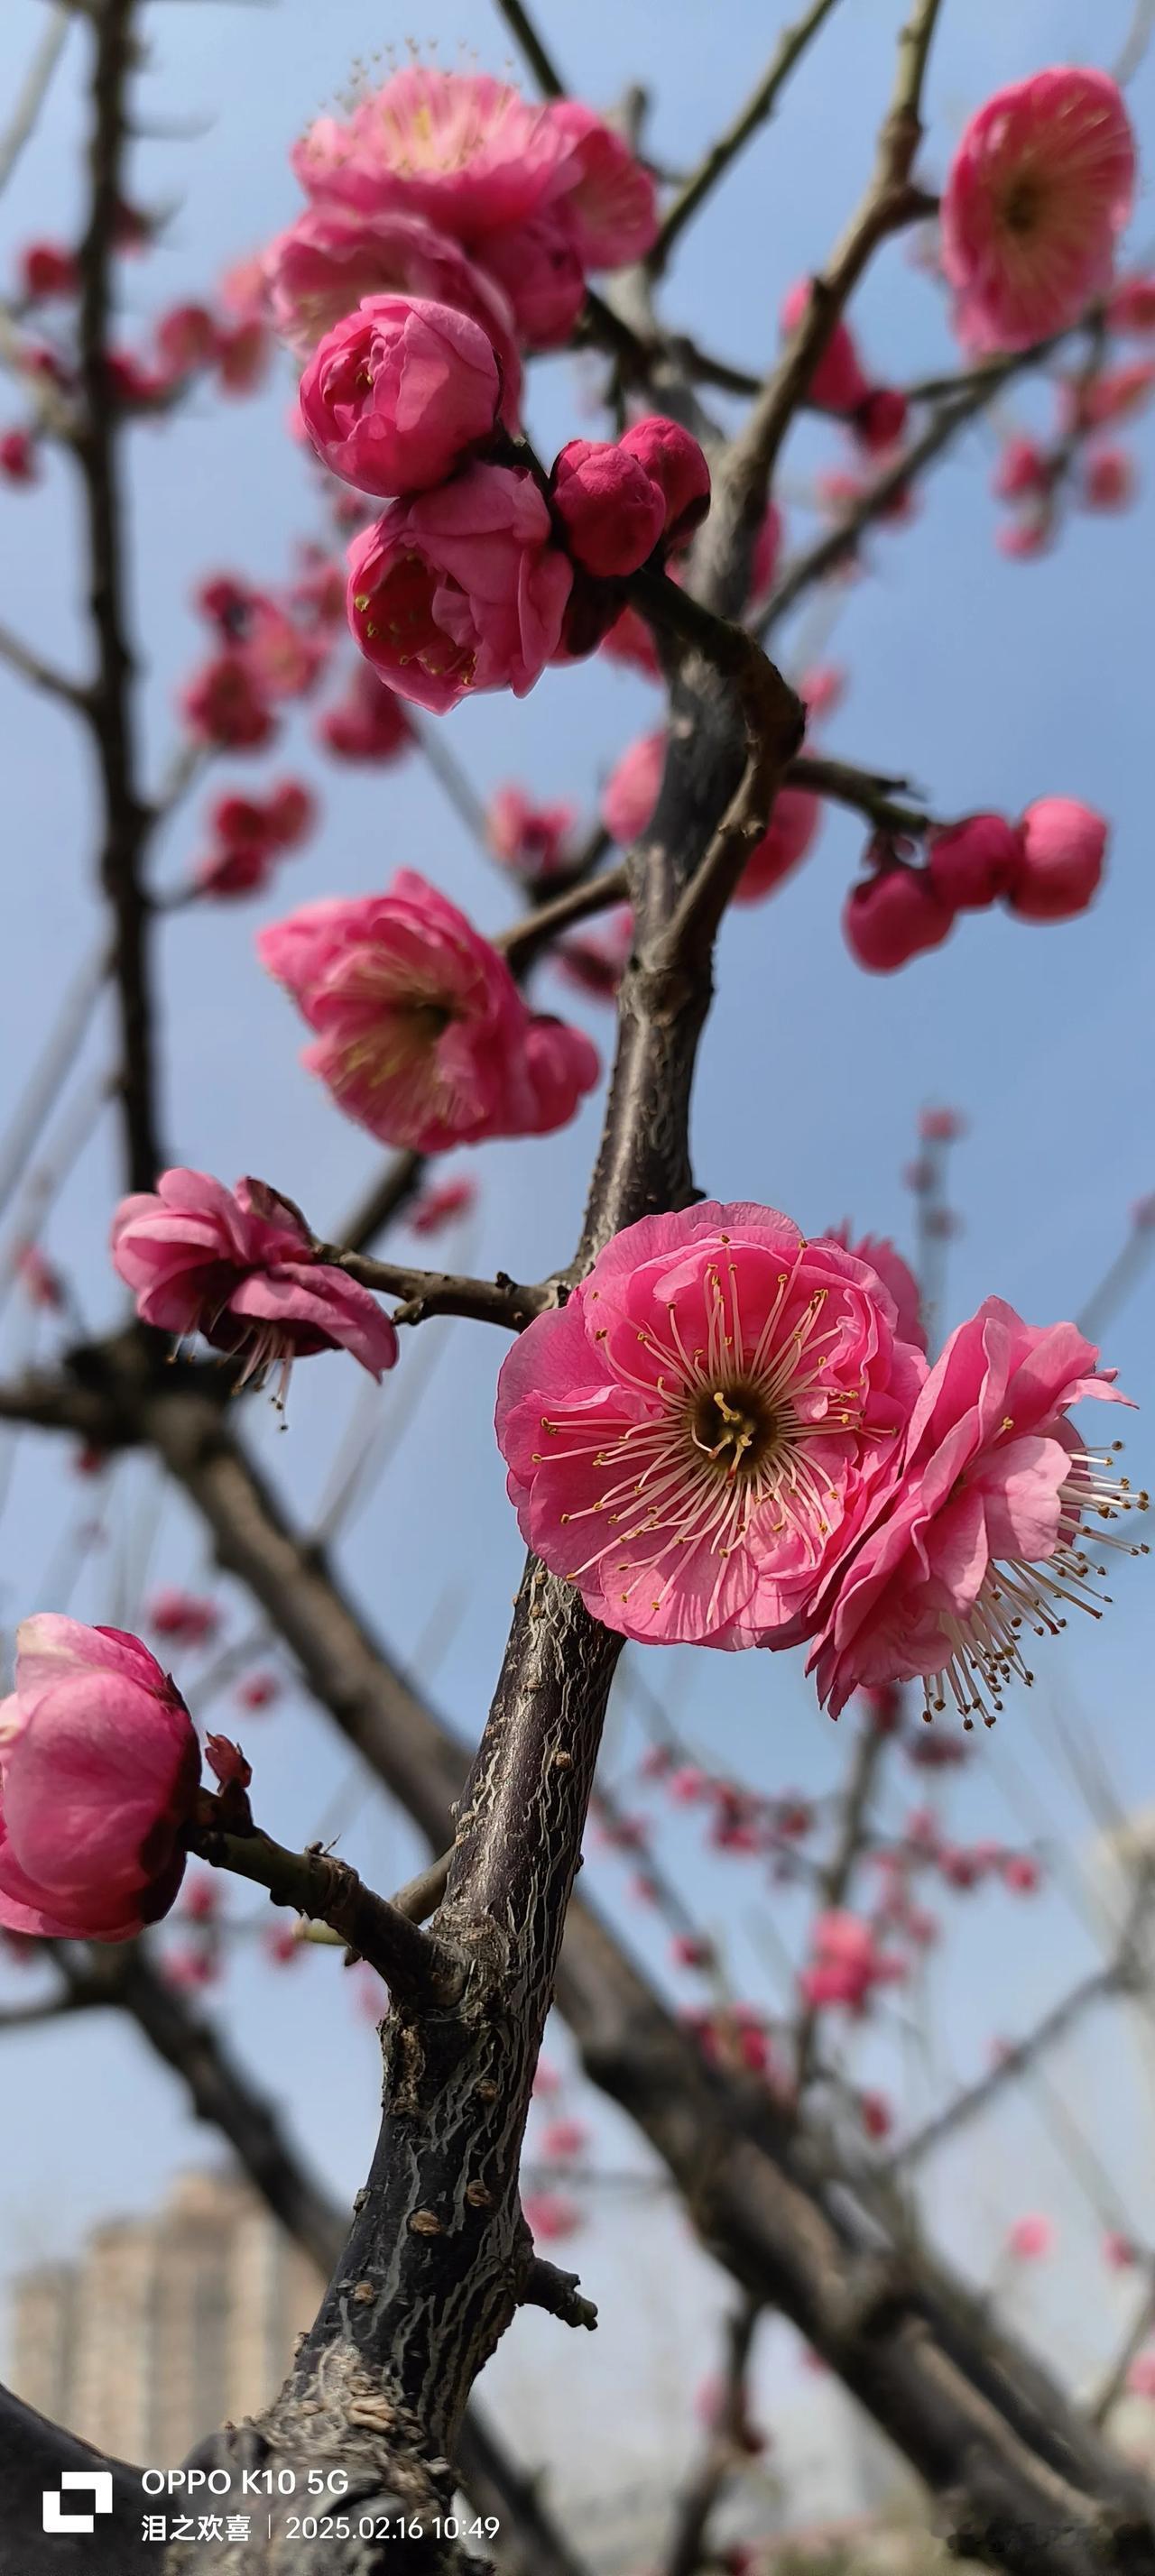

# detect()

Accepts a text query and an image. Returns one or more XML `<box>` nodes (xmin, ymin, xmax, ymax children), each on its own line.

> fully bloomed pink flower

<box><xmin>299</xmin><ymin>296</ymin><xmax>503</xmax><ymax>498</ymax></box>
<box><xmin>265</xmin><ymin>205</ymin><xmax>521</xmax><ymax>395</ymax></box>
<box><xmin>112</xmin><ymin>1169</ymin><xmax>399</xmax><ymax>1394</ymax></box>
<box><xmin>808</xmin><ymin>1297</ymin><xmax>1144</xmax><ymax>1723</ymax></box>
<box><xmin>0</xmin><ymin>1616</ymin><xmax>200</xmax><ymax>1940</ymax></box>
<box><xmin>543</xmin><ymin>99</ymin><xmax>658</xmax><ymax>268</ymax></box>
<box><xmin>495</xmin><ymin>1203</ymin><xmax>926</xmax><ymax>1650</ymax></box>
<box><xmin>258</xmin><ymin>871</ymin><xmax>597</xmax><ymax>1152</ymax></box>
<box><xmin>293</xmin><ymin>69</ymin><xmax>568</xmax><ymax>236</ymax></box>
<box><xmin>941</xmin><ymin>69</ymin><xmax>1136</xmax><ymax>354</ymax></box>
<box><xmin>734</xmin><ymin>788</ymin><xmax>822</xmax><ymax>906</ymax></box>
<box><xmin>347</xmin><ymin>465</ymin><xmax>571</xmax><ymax>713</ymax></box>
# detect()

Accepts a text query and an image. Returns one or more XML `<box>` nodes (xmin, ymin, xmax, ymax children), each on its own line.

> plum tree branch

<box><xmin>646</xmin><ymin>0</ymin><xmax>845</xmax><ymax>279</ymax></box>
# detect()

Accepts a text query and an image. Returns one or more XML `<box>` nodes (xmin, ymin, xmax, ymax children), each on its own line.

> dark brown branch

<box><xmin>74</xmin><ymin>0</ymin><xmax>162</xmax><ymax>1192</ymax></box>
<box><xmin>390</xmin><ymin>1850</ymin><xmax>453</xmax><ymax>1924</ymax></box>
<box><xmin>0</xmin><ymin>618</ymin><xmax>88</xmax><ymax>706</ymax></box>
<box><xmin>490</xmin><ymin>0</ymin><xmax>566</xmax><ymax>96</ymax></box>
<box><xmin>661</xmin><ymin>2296</ymin><xmax>761</xmax><ymax>2576</ymax></box>
<box><xmin>519</xmin><ymin>2257</ymin><xmax>597</xmax><ymax>2331</ymax></box>
<box><xmin>789</xmin><ymin>750</ymin><xmax>933</xmax><ymax>837</ymax></box>
<box><xmin>646</xmin><ymin>0</ymin><xmax>845</xmax><ymax>279</ymax></box>
<box><xmin>700</xmin><ymin>0</ymin><xmax>943</xmax><ymax>609</ymax></box>
<box><xmin>189</xmin><ymin>1817</ymin><xmax>461</xmax><ymax>2001</ymax></box>
<box><xmin>498</xmin><ymin>860</ymin><xmax>630</xmax><ymax>974</ymax></box>
<box><xmin>315</xmin><ymin>1247</ymin><xmax>555</xmax><ymax>1332</ymax></box>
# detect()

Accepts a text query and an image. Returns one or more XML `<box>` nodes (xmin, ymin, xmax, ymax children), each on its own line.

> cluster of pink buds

<box><xmin>194</xmin><ymin>778</ymin><xmax>316</xmax><ymax>900</ymax></box>
<box><xmin>844</xmin><ymin>797</ymin><xmax>1108</xmax><ymax>971</ymax></box>
<box><xmin>780</xmin><ymin>280</ymin><xmax>908</xmax><ymax>457</ymax></box>
<box><xmin>180</xmin><ymin>572</ymin><xmax>329</xmax><ymax>751</ymax></box>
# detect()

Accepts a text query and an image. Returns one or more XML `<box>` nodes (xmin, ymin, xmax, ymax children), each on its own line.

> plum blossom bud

<box><xmin>550</xmin><ymin>437</ymin><xmax>666</xmax><ymax>578</ymax></box>
<box><xmin>148</xmin><ymin>1590</ymin><xmax>219</xmax><ymax>1648</ymax></box>
<box><xmin>181</xmin><ymin>652</ymin><xmax>275</xmax><ymax>750</ymax></box>
<box><xmin>1105</xmin><ymin>2231</ymin><xmax>1140</xmax><ymax>2268</ymax></box>
<box><xmin>799</xmin><ymin>664</ymin><xmax>845</xmax><ymax>719</ymax></box>
<box><xmin>0</xmin><ymin>1616</ymin><xmax>200</xmax><ymax>1939</ymax></box>
<box><xmin>487</xmin><ymin>786</ymin><xmax>577</xmax><ymax>880</ymax></box>
<box><xmin>842</xmin><ymin>866</ymin><xmax>955</xmax><ymax>972</ymax></box>
<box><xmin>993</xmin><ymin>437</ymin><xmax>1049</xmax><ymax>501</ymax></box>
<box><xmin>205</xmin><ymin>1734</ymin><xmax>251</xmax><ymax>1791</ymax></box>
<box><xmin>265</xmin><ymin>779</ymin><xmax>316</xmax><ymax>850</ymax></box>
<box><xmin>214</xmin><ymin>318</ymin><xmax>270</xmax><ymax>395</ymax></box>
<box><xmin>1107</xmin><ymin>274</ymin><xmax>1155</xmax><ymax>335</ymax></box>
<box><xmin>1007</xmin><ymin>2213</ymin><xmax>1053</xmax><ymax>2262</ymax></box>
<box><xmin>918</xmin><ymin>1107</ymin><xmax>966</xmax><ymax>1142</ymax></box>
<box><xmin>20</xmin><ymin>242</ymin><xmax>79</xmax><ymax>301</ymax></box>
<box><xmin>154</xmin><ymin>303</ymin><xmax>216</xmax><ymax>375</ymax></box>
<box><xmin>236</xmin><ymin>1672</ymin><xmax>281</xmax><ymax>1712</ymax></box>
<box><xmin>1081</xmin><ymin>445</ymin><xmax>1134</xmax><ymax>510</ymax></box>
<box><xmin>601</xmin><ymin>730</ymin><xmax>664</xmax><ymax>844</ymax></box>
<box><xmin>781</xmin><ymin>280</ymin><xmax>870</xmax><ymax>412</ymax></box>
<box><xmin>1006</xmin><ymin>796</ymin><xmax>1107</xmax><ymax>922</ymax></box>
<box><xmin>0</xmin><ymin>428</ymin><xmax>37</xmax><ymax>483</ymax></box>
<box><xmin>926</xmin><ymin>813</ymin><xmax>1021</xmax><ymax>910</ymax></box>
<box><xmin>300</xmin><ymin>295</ymin><xmax>503</xmax><ymax>498</ymax></box>
<box><xmin>854</xmin><ymin>386</ymin><xmax>908</xmax><ymax>455</ymax></box>
<box><xmin>408</xmin><ymin>1177</ymin><xmax>477</xmax><ymax>1239</ymax></box>
<box><xmin>618</xmin><ymin>415</ymin><xmax>711</xmax><ymax>547</ymax></box>
<box><xmin>541</xmin><ymin>2117</ymin><xmax>588</xmax><ymax>2160</ymax></box>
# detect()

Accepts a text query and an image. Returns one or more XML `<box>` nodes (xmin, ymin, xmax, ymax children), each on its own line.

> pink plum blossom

<box><xmin>1081</xmin><ymin>445</ymin><xmax>1135</xmax><ymax>510</ymax></box>
<box><xmin>299</xmin><ymin>296</ymin><xmax>503</xmax><ymax>498</ymax></box>
<box><xmin>1006</xmin><ymin>2213</ymin><xmax>1054</xmax><ymax>2261</ymax></box>
<box><xmin>292</xmin><ymin>69</ymin><xmax>568</xmax><ymax>235</ymax></box>
<box><xmin>799</xmin><ymin>1910</ymin><xmax>906</xmax><ymax>2013</ymax></box>
<box><xmin>1107</xmin><ymin>274</ymin><xmax>1155</xmax><ymax>335</ymax></box>
<box><xmin>926</xmin><ymin>813</ymin><xmax>1021</xmax><ymax>910</ymax></box>
<box><xmin>543</xmin><ymin>99</ymin><xmax>658</xmax><ymax>268</ymax></box>
<box><xmin>112</xmin><ymin>1169</ymin><xmax>399</xmax><ymax>1394</ymax></box>
<box><xmin>148</xmin><ymin>1590</ymin><xmax>220</xmax><ymax>1649</ymax></box>
<box><xmin>993</xmin><ymin>437</ymin><xmax>1049</xmax><ymax>501</ymax></box>
<box><xmin>827</xmin><ymin>1229</ymin><xmax>924</xmax><ymax>1354</ymax></box>
<box><xmin>476</xmin><ymin>208</ymin><xmax>586</xmax><ymax>350</ymax></box>
<box><xmin>487</xmin><ymin>785</ymin><xmax>578</xmax><ymax>879</ymax></box>
<box><xmin>265</xmin><ymin>205</ymin><xmax>522</xmax><ymax>405</ymax></box>
<box><xmin>1006</xmin><ymin>796</ymin><xmax>1107</xmax><ymax>922</ymax></box>
<box><xmin>347</xmin><ymin>465</ymin><xmax>571</xmax><ymax>713</ymax></box>
<box><xmin>522</xmin><ymin>2190</ymin><xmax>581</xmax><ymax>2242</ymax></box>
<box><xmin>618</xmin><ymin>415</ymin><xmax>711</xmax><ymax>548</ymax></box>
<box><xmin>842</xmin><ymin>867</ymin><xmax>955</xmax><ymax>971</ymax></box>
<box><xmin>550</xmin><ymin>437</ymin><xmax>666</xmax><ymax>577</ymax></box>
<box><xmin>495</xmin><ymin>1201</ymin><xmax>927</xmax><ymax>1650</ymax></box>
<box><xmin>408</xmin><ymin>1177</ymin><xmax>477</xmax><ymax>1237</ymax></box>
<box><xmin>20</xmin><ymin>241</ymin><xmax>79</xmax><ymax>301</ymax></box>
<box><xmin>0</xmin><ymin>1616</ymin><xmax>200</xmax><ymax>1940</ymax></box>
<box><xmin>258</xmin><ymin>871</ymin><xmax>598</xmax><ymax>1152</ymax></box>
<box><xmin>808</xmin><ymin>1296</ymin><xmax>1143</xmax><ymax>1724</ymax></box>
<box><xmin>941</xmin><ymin>69</ymin><xmax>1136</xmax><ymax>354</ymax></box>
<box><xmin>601</xmin><ymin>729</ymin><xmax>664</xmax><ymax>844</ymax></box>
<box><xmin>0</xmin><ymin>429</ymin><xmax>37</xmax><ymax>484</ymax></box>
<box><xmin>781</xmin><ymin>280</ymin><xmax>871</xmax><ymax>412</ymax></box>
<box><xmin>180</xmin><ymin>651</ymin><xmax>275</xmax><ymax>750</ymax></box>
<box><xmin>734</xmin><ymin>787</ymin><xmax>822</xmax><ymax>906</ymax></box>
<box><xmin>319</xmin><ymin>661</ymin><xmax>413</xmax><ymax>762</ymax></box>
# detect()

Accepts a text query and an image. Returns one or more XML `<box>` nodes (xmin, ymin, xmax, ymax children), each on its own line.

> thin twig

<box><xmin>0</xmin><ymin>618</ymin><xmax>88</xmax><ymax>707</ymax></box>
<box><xmin>490</xmin><ymin>0</ymin><xmax>566</xmax><ymax>96</ymax></box>
<box><xmin>0</xmin><ymin>5</ymin><xmax>70</xmax><ymax>198</ymax></box>
<box><xmin>191</xmin><ymin>1816</ymin><xmax>462</xmax><ymax>2001</ymax></box>
<box><xmin>647</xmin><ymin>0</ymin><xmax>845</xmax><ymax>279</ymax></box>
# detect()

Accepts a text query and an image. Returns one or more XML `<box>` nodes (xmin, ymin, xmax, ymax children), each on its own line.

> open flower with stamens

<box><xmin>941</xmin><ymin>68</ymin><xmax>1136</xmax><ymax>354</ymax></box>
<box><xmin>258</xmin><ymin>872</ymin><xmax>598</xmax><ymax>1151</ymax></box>
<box><xmin>111</xmin><ymin>1168</ymin><xmax>399</xmax><ymax>1402</ymax></box>
<box><xmin>495</xmin><ymin>1204</ymin><xmax>927</xmax><ymax>1650</ymax></box>
<box><xmin>808</xmin><ymin>1297</ymin><xmax>1146</xmax><ymax>1725</ymax></box>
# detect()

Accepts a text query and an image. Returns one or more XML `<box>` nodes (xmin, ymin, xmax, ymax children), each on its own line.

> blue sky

<box><xmin>1</xmin><ymin>0</ymin><xmax>1154</xmax><ymax>2515</ymax></box>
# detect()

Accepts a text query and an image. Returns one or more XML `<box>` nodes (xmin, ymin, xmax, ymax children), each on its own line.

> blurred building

<box><xmin>8</xmin><ymin>2170</ymin><xmax>322</xmax><ymax>2463</ymax></box>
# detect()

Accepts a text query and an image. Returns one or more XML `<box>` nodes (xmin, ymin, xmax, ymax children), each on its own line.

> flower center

<box><xmin>688</xmin><ymin>1382</ymin><xmax>778</xmax><ymax>1478</ymax></box>
<box><xmin>1001</xmin><ymin>172</ymin><xmax>1045</xmax><ymax>237</ymax></box>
